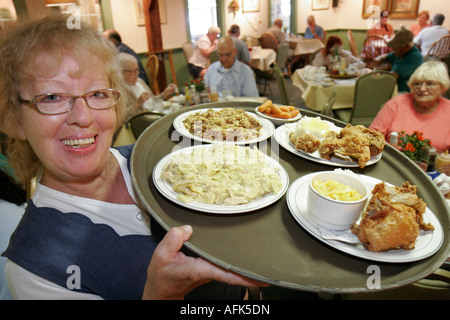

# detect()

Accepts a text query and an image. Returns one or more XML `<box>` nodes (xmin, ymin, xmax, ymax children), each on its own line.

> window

<box><xmin>270</xmin><ymin>0</ymin><xmax>291</xmax><ymax>34</ymax></box>
<box><xmin>187</xmin><ymin>0</ymin><xmax>218</xmax><ymax>43</ymax></box>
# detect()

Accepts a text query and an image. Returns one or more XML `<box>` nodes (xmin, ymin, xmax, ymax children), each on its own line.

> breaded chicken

<box><xmin>318</xmin><ymin>124</ymin><xmax>385</xmax><ymax>168</ymax></box>
<box><xmin>289</xmin><ymin>132</ymin><xmax>320</xmax><ymax>153</ymax></box>
<box><xmin>352</xmin><ymin>182</ymin><xmax>432</xmax><ymax>252</ymax></box>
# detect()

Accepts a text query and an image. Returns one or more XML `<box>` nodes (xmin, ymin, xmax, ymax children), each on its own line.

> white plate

<box><xmin>153</xmin><ymin>144</ymin><xmax>289</xmax><ymax>214</ymax></box>
<box><xmin>274</xmin><ymin>124</ymin><xmax>382</xmax><ymax>168</ymax></box>
<box><xmin>173</xmin><ymin>108</ymin><xmax>275</xmax><ymax>145</ymax></box>
<box><xmin>254</xmin><ymin>106</ymin><xmax>302</xmax><ymax>126</ymax></box>
<box><xmin>286</xmin><ymin>173</ymin><xmax>444</xmax><ymax>263</ymax></box>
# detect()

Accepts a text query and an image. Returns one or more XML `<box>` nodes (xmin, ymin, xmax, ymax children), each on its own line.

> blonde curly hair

<box><xmin>0</xmin><ymin>14</ymin><xmax>127</xmax><ymax>184</ymax></box>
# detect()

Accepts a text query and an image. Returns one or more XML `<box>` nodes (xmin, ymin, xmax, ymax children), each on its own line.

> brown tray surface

<box><xmin>131</xmin><ymin>102</ymin><xmax>450</xmax><ymax>294</ymax></box>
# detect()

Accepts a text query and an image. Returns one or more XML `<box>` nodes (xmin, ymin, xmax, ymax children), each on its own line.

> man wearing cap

<box><xmin>376</xmin><ymin>30</ymin><xmax>423</xmax><ymax>92</ymax></box>
<box><xmin>414</xmin><ymin>13</ymin><xmax>449</xmax><ymax>57</ymax></box>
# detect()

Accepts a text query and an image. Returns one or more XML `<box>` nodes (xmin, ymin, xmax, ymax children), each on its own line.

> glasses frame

<box><xmin>19</xmin><ymin>89</ymin><xmax>121</xmax><ymax>115</ymax></box>
<box><xmin>411</xmin><ymin>81</ymin><xmax>441</xmax><ymax>90</ymax></box>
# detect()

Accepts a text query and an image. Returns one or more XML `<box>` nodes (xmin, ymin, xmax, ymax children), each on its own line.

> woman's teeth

<box><xmin>61</xmin><ymin>137</ymin><xmax>95</xmax><ymax>148</ymax></box>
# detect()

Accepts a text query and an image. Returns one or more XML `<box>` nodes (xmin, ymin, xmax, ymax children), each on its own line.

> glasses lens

<box><xmin>413</xmin><ymin>81</ymin><xmax>439</xmax><ymax>89</ymax></box>
<box><xmin>35</xmin><ymin>94</ymin><xmax>71</xmax><ymax>114</ymax></box>
<box><xmin>86</xmin><ymin>89</ymin><xmax>119</xmax><ymax>110</ymax></box>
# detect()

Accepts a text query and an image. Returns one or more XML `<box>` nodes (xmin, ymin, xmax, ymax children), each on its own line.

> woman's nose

<box><xmin>65</xmin><ymin>96</ymin><xmax>95</xmax><ymax>126</ymax></box>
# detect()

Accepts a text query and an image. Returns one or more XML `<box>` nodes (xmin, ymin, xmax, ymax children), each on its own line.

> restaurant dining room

<box><xmin>0</xmin><ymin>0</ymin><xmax>449</xmax><ymax>305</ymax></box>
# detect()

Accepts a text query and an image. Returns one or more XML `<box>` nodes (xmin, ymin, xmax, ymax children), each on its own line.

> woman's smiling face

<box><xmin>17</xmin><ymin>55</ymin><xmax>117</xmax><ymax>185</ymax></box>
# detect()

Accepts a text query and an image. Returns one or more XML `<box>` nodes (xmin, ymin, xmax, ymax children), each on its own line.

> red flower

<box><xmin>405</xmin><ymin>142</ymin><xmax>416</xmax><ymax>152</ymax></box>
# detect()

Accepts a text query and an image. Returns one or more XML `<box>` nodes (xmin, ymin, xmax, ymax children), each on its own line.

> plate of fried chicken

<box><xmin>275</xmin><ymin>119</ymin><xmax>385</xmax><ymax>168</ymax></box>
<box><xmin>287</xmin><ymin>173</ymin><xmax>443</xmax><ymax>263</ymax></box>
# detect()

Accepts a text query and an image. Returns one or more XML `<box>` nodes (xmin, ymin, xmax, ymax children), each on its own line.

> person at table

<box><xmin>118</xmin><ymin>53</ymin><xmax>176</xmax><ymax>118</ymax></box>
<box><xmin>267</xmin><ymin>19</ymin><xmax>286</xmax><ymax>46</ymax></box>
<box><xmin>188</xmin><ymin>26</ymin><xmax>221</xmax><ymax>79</ymax></box>
<box><xmin>204</xmin><ymin>36</ymin><xmax>259</xmax><ymax>98</ymax></box>
<box><xmin>374</xmin><ymin>30</ymin><xmax>423</xmax><ymax>92</ymax></box>
<box><xmin>304</xmin><ymin>15</ymin><xmax>325</xmax><ymax>43</ymax></box>
<box><xmin>367</xmin><ymin>10</ymin><xmax>394</xmax><ymax>39</ymax></box>
<box><xmin>0</xmin><ymin>14</ymin><xmax>265</xmax><ymax>300</ymax></box>
<box><xmin>410</xmin><ymin>10</ymin><xmax>430</xmax><ymax>37</ymax></box>
<box><xmin>414</xmin><ymin>13</ymin><xmax>449</xmax><ymax>57</ymax></box>
<box><xmin>312</xmin><ymin>35</ymin><xmax>365</xmax><ymax>70</ymax></box>
<box><xmin>228</xmin><ymin>24</ymin><xmax>251</xmax><ymax>65</ymax></box>
<box><xmin>103</xmin><ymin>29</ymin><xmax>149</xmax><ymax>85</ymax></box>
<box><xmin>369</xmin><ymin>61</ymin><xmax>450</xmax><ymax>153</ymax></box>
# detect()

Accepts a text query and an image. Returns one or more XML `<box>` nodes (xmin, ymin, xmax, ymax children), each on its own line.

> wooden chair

<box><xmin>426</xmin><ymin>35</ymin><xmax>450</xmax><ymax>61</ymax></box>
<box><xmin>362</xmin><ymin>35</ymin><xmax>389</xmax><ymax>68</ymax></box>
<box><xmin>145</xmin><ymin>54</ymin><xmax>159</xmax><ymax>94</ymax></box>
<box><xmin>334</xmin><ymin>70</ymin><xmax>397</xmax><ymax>126</ymax></box>
<box><xmin>260</xmin><ymin>33</ymin><xmax>279</xmax><ymax>51</ymax></box>
<box><xmin>347</xmin><ymin>30</ymin><xmax>359</xmax><ymax>57</ymax></box>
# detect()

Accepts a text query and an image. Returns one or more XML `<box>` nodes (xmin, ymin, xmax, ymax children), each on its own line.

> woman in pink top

<box><xmin>410</xmin><ymin>11</ymin><xmax>430</xmax><ymax>37</ymax></box>
<box><xmin>370</xmin><ymin>61</ymin><xmax>450</xmax><ymax>153</ymax></box>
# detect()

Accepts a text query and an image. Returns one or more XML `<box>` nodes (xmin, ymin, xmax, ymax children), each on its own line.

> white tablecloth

<box><xmin>287</xmin><ymin>38</ymin><xmax>324</xmax><ymax>56</ymax></box>
<box><xmin>250</xmin><ymin>48</ymin><xmax>277</xmax><ymax>71</ymax></box>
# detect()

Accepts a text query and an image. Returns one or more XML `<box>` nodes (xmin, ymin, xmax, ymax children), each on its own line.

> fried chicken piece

<box><xmin>318</xmin><ymin>124</ymin><xmax>385</xmax><ymax>168</ymax></box>
<box><xmin>352</xmin><ymin>181</ymin><xmax>433</xmax><ymax>252</ymax></box>
<box><xmin>289</xmin><ymin>132</ymin><xmax>320</xmax><ymax>153</ymax></box>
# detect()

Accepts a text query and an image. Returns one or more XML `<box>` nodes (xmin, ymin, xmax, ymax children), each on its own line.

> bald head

<box><xmin>217</xmin><ymin>36</ymin><xmax>237</xmax><ymax>69</ymax></box>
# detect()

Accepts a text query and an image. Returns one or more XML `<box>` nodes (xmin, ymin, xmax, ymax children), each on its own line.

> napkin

<box><xmin>317</xmin><ymin>226</ymin><xmax>360</xmax><ymax>244</ymax></box>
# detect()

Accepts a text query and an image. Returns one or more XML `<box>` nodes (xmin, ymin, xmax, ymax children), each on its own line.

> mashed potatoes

<box><xmin>160</xmin><ymin>145</ymin><xmax>283</xmax><ymax>205</ymax></box>
<box><xmin>288</xmin><ymin>116</ymin><xmax>339</xmax><ymax>141</ymax></box>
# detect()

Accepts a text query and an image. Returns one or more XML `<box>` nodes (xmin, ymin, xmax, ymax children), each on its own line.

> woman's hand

<box><xmin>160</xmin><ymin>84</ymin><xmax>177</xmax><ymax>100</ymax></box>
<box><xmin>142</xmin><ymin>225</ymin><xmax>268</xmax><ymax>300</ymax></box>
<box><xmin>136</xmin><ymin>92</ymin><xmax>151</xmax><ymax>108</ymax></box>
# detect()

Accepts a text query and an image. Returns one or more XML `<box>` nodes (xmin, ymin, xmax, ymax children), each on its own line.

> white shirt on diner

<box><xmin>188</xmin><ymin>34</ymin><xmax>212</xmax><ymax>68</ymax></box>
<box><xmin>413</xmin><ymin>25</ymin><xmax>449</xmax><ymax>56</ymax></box>
<box><xmin>5</xmin><ymin>148</ymin><xmax>150</xmax><ymax>300</ymax></box>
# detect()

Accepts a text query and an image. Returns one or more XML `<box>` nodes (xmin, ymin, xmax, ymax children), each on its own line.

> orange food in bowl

<box><xmin>257</xmin><ymin>101</ymin><xmax>300</xmax><ymax>119</ymax></box>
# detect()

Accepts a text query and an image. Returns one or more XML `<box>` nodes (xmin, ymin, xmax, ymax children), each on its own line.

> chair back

<box><xmin>260</xmin><ymin>33</ymin><xmax>278</xmax><ymax>51</ymax></box>
<box><xmin>245</xmin><ymin>35</ymin><xmax>260</xmax><ymax>47</ymax></box>
<box><xmin>209</xmin><ymin>50</ymin><xmax>219</xmax><ymax>64</ymax></box>
<box><xmin>145</xmin><ymin>54</ymin><xmax>160</xmax><ymax>94</ymax></box>
<box><xmin>426</xmin><ymin>35</ymin><xmax>450</xmax><ymax>61</ymax></box>
<box><xmin>272</xmin><ymin>62</ymin><xmax>289</xmax><ymax>105</ymax></box>
<box><xmin>363</xmin><ymin>35</ymin><xmax>388</xmax><ymax>67</ymax></box>
<box><xmin>321</xmin><ymin>89</ymin><xmax>337</xmax><ymax>116</ymax></box>
<box><xmin>127</xmin><ymin>111</ymin><xmax>164</xmax><ymax>139</ymax></box>
<box><xmin>276</xmin><ymin>42</ymin><xmax>289</xmax><ymax>70</ymax></box>
<box><xmin>348</xmin><ymin>70</ymin><xmax>397</xmax><ymax>126</ymax></box>
<box><xmin>347</xmin><ymin>30</ymin><xmax>359</xmax><ymax>57</ymax></box>
<box><xmin>182</xmin><ymin>42</ymin><xmax>195</xmax><ymax>62</ymax></box>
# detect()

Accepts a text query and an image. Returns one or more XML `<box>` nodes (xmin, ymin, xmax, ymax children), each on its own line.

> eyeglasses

<box><xmin>19</xmin><ymin>89</ymin><xmax>121</xmax><ymax>115</ymax></box>
<box><xmin>412</xmin><ymin>81</ymin><xmax>440</xmax><ymax>90</ymax></box>
<box><xmin>218</xmin><ymin>51</ymin><xmax>234</xmax><ymax>58</ymax></box>
<box><xmin>124</xmin><ymin>68</ymin><xmax>139</xmax><ymax>74</ymax></box>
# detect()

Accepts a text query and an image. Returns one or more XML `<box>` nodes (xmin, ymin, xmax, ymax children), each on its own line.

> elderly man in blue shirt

<box><xmin>205</xmin><ymin>36</ymin><xmax>259</xmax><ymax>98</ymax></box>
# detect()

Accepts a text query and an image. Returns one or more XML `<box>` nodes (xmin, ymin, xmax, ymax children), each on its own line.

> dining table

<box><xmin>250</xmin><ymin>47</ymin><xmax>277</xmax><ymax>71</ymax></box>
<box><xmin>131</xmin><ymin>101</ymin><xmax>450</xmax><ymax>295</ymax></box>
<box><xmin>291</xmin><ymin>68</ymin><xmax>397</xmax><ymax>112</ymax></box>
<box><xmin>287</xmin><ymin>37</ymin><xmax>324</xmax><ymax>56</ymax></box>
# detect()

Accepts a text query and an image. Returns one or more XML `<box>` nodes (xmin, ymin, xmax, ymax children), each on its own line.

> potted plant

<box><xmin>398</xmin><ymin>131</ymin><xmax>432</xmax><ymax>171</ymax></box>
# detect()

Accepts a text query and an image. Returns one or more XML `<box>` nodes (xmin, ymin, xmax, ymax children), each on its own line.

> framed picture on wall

<box><xmin>134</xmin><ymin>0</ymin><xmax>145</xmax><ymax>25</ymax></box>
<box><xmin>312</xmin><ymin>0</ymin><xmax>329</xmax><ymax>11</ymax></box>
<box><xmin>362</xmin><ymin>0</ymin><xmax>389</xmax><ymax>18</ymax></box>
<box><xmin>389</xmin><ymin>0</ymin><xmax>420</xmax><ymax>19</ymax></box>
<box><xmin>243</xmin><ymin>0</ymin><xmax>260</xmax><ymax>13</ymax></box>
